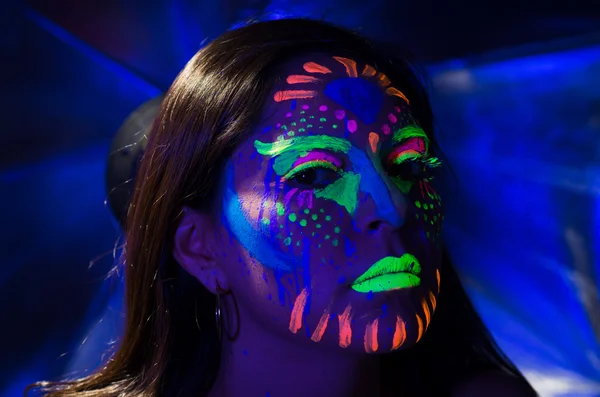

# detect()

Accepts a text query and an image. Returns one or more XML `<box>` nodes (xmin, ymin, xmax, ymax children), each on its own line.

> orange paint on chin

<box><xmin>289</xmin><ymin>288</ymin><xmax>309</xmax><ymax>334</ymax></box>
<box><xmin>377</xmin><ymin>72</ymin><xmax>391</xmax><ymax>87</ymax></box>
<box><xmin>303</xmin><ymin>62</ymin><xmax>332</xmax><ymax>74</ymax></box>
<box><xmin>368</xmin><ymin>132</ymin><xmax>379</xmax><ymax>153</ymax></box>
<box><xmin>421</xmin><ymin>299</ymin><xmax>431</xmax><ymax>328</ymax></box>
<box><xmin>337</xmin><ymin>304</ymin><xmax>353</xmax><ymax>348</ymax></box>
<box><xmin>428</xmin><ymin>290</ymin><xmax>437</xmax><ymax>312</ymax></box>
<box><xmin>436</xmin><ymin>269</ymin><xmax>441</xmax><ymax>293</ymax></box>
<box><xmin>386</xmin><ymin>87</ymin><xmax>410</xmax><ymax>104</ymax></box>
<box><xmin>311</xmin><ymin>309</ymin><xmax>330</xmax><ymax>342</ymax></box>
<box><xmin>362</xmin><ymin>64</ymin><xmax>377</xmax><ymax>77</ymax></box>
<box><xmin>392</xmin><ymin>316</ymin><xmax>406</xmax><ymax>350</ymax></box>
<box><xmin>415</xmin><ymin>314</ymin><xmax>424</xmax><ymax>342</ymax></box>
<box><xmin>274</xmin><ymin>90</ymin><xmax>317</xmax><ymax>102</ymax></box>
<box><xmin>286</xmin><ymin>75</ymin><xmax>321</xmax><ymax>84</ymax></box>
<box><xmin>364</xmin><ymin>318</ymin><xmax>379</xmax><ymax>353</ymax></box>
<box><xmin>333</xmin><ymin>56</ymin><xmax>358</xmax><ymax>78</ymax></box>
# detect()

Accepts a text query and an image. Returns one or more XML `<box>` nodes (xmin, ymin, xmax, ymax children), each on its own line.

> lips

<box><xmin>351</xmin><ymin>253</ymin><xmax>421</xmax><ymax>293</ymax></box>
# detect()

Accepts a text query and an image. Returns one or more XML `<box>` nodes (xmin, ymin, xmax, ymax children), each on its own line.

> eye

<box><xmin>284</xmin><ymin>162</ymin><xmax>342</xmax><ymax>189</ymax></box>
<box><xmin>387</xmin><ymin>158</ymin><xmax>438</xmax><ymax>182</ymax></box>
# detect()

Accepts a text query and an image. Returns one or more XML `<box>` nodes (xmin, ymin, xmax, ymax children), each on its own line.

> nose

<box><xmin>348</xmin><ymin>145</ymin><xmax>408</xmax><ymax>232</ymax></box>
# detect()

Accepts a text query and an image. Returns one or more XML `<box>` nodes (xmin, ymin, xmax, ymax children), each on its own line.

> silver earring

<box><xmin>215</xmin><ymin>288</ymin><xmax>223</xmax><ymax>340</ymax></box>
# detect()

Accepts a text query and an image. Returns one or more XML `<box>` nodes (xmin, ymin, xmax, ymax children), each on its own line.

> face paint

<box><xmin>337</xmin><ymin>304</ymin><xmax>353</xmax><ymax>348</ymax></box>
<box><xmin>351</xmin><ymin>254</ymin><xmax>422</xmax><ymax>293</ymax></box>
<box><xmin>364</xmin><ymin>318</ymin><xmax>379</xmax><ymax>353</ymax></box>
<box><xmin>289</xmin><ymin>287</ymin><xmax>309</xmax><ymax>333</ymax></box>
<box><xmin>224</xmin><ymin>55</ymin><xmax>443</xmax><ymax>356</ymax></box>
<box><xmin>310</xmin><ymin>309</ymin><xmax>331</xmax><ymax>342</ymax></box>
<box><xmin>392</xmin><ymin>316</ymin><xmax>407</xmax><ymax>350</ymax></box>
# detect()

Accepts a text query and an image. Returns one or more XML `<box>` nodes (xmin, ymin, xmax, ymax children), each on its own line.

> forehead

<box><xmin>250</xmin><ymin>54</ymin><xmax>418</xmax><ymax>149</ymax></box>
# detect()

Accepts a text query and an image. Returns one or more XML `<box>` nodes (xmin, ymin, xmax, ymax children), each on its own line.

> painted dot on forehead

<box><xmin>388</xmin><ymin>113</ymin><xmax>398</xmax><ymax>124</ymax></box>
<box><xmin>302</xmin><ymin>104</ymin><xmax>310</xmax><ymax>110</ymax></box>
<box><xmin>347</xmin><ymin>120</ymin><xmax>358</xmax><ymax>133</ymax></box>
<box><xmin>286</xmin><ymin>112</ymin><xmax>292</xmax><ymax>118</ymax></box>
<box><xmin>319</xmin><ymin>105</ymin><xmax>328</xmax><ymax>111</ymax></box>
<box><xmin>334</xmin><ymin>110</ymin><xmax>346</xmax><ymax>120</ymax></box>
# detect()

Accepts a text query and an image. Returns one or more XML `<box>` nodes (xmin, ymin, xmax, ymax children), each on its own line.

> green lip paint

<box><xmin>352</xmin><ymin>254</ymin><xmax>421</xmax><ymax>293</ymax></box>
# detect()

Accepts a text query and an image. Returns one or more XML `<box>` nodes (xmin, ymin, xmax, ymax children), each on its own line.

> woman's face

<box><xmin>217</xmin><ymin>54</ymin><xmax>444</xmax><ymax>354</ymax></box>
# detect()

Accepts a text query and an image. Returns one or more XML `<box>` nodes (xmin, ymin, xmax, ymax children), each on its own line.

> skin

<box><xmin>174</xmin><ymin>54</ymin><xmax>446</xmax><ymax>396</ymax></box>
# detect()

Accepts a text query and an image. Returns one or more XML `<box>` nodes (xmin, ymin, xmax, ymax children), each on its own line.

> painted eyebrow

<box><xmin>392</xmin><ymin>125</ymin><xmax>430</xmax><ymax>153</ymax></box>
<box><xmin>254</xmin><ymin>135</ymin><xmax>351</xmax><ymax>176</ymax></box>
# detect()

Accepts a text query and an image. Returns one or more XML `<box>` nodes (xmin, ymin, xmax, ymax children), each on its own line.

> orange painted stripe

<box><xmin>286</xmin><ymin>75</ymin><xmax>321</xmax><ymax>84</ymax></box>
<box><xmin>377</xmin><ymin>73</ymin><xmax>391</xmax><ymax>87</ymax></box>
<box><xmin>436</xmin><ymin>269</ymin><xmax>441</xmax><ymax>293</ymax></box>
<box><xmin>368</xmin><ymin>132</ymin><xmax>379</xmax><ymax>154</ymax></box>
<box><xmin>311</xmin><ymin>309</ymin><xmax>330</xmax><ymax>342</ymax></box>
<box><xmin>428</xmin><ymin>290</ymin><xmax>437</xmax><ymax>312</ymax></box>
<box><xmin>303</xmin><ymin>62</ymin><xmax>332</xmax><ymax>74</ymax></box>
<box><xmin>333</xmin><ymin>56</ymin><xmax>358</xmax><ymax>78</ymax></box>
<box><xmin>364</xmin><ymin>318</ymin><xmax>379</xmax><ymax>353</ymax></box>
<box><xmin>289</xmin><ymin>288</ymin><xmax>309</xmax><ymax>334</ymax></box>
<box><xmin>337</xmin><ymin>304</ymin><xmax>353</xmax><ymax>348</ymax></box>
<box><xmin>362</xmin><ymin>64</ymin><xmax>377</xmax><ymax>77</ymax></box>
<box><xmin>274</xmin><ymin>90</ymin><xmax>317</xmax><ymax>102</ymax></box>
<box><xmin>415</xmin><ymin>314</ymin><xmax>424</xmax><ymax>342</ymax></box>
<box><xmin>421</xmin><ymin>298</ymin><xmax>431</xmax><ymax>328</ymax></box>
<box><xmin>386</xmin><ymin>87</ymin><xmax>410</xmax><ymax>104</ymax></box>
<box><xmin>392</xmin><ymin>315</ymin><xmax>406</xmax><ymax>350</ymax></box>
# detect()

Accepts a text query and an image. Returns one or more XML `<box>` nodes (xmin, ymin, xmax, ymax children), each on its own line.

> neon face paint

<box><xmin>224</xmin><ymin>55</ymin><xmax>443</xmax><ymax>353</ymax></box>
<box><xmin>351</xmin><ymin>254</ymin><xmax>421</xmax><ymax>293</ymax></box>
<box><xmin>289</xmin><ymin>288</ymin><xmax>309</xmax><ymax>333</ymax></box>
<box><xmin>338</xmin><ymin>304</ymin><xmax>353</xmax><ymax>348</ymax></box>
<box><xmin>364</xmin><ymin>318</ymin><xmax>379</xmax><ymax>353</ymax></box>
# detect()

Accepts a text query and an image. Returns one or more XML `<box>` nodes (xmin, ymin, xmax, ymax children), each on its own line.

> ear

<box><xmin>173</xmin><ymin>207</ymin><xmax>229</xmax><ymax>294</ymax></box>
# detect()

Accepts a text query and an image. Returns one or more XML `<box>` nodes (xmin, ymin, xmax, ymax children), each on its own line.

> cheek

<box><xmin>407</xmin><ymin>180</ymin><xmax>444</xmax><ymax>244</ymax></box>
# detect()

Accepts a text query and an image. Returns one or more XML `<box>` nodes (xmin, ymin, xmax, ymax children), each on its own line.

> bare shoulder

<box><xmin>451</xmin><ymin>371</ymin><xmax>538</xmax><ymax>397</ymax></box>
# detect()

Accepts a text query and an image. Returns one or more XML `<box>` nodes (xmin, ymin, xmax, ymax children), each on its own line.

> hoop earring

<box><xmin>215</xmin><ymin>281</ymin><xmax>240</xmax><ymax>341</ymax></box>
<box><xmin>215</xmin><ymin>284</ymin><xmax>223</xmax><ymax>341</ymax></box>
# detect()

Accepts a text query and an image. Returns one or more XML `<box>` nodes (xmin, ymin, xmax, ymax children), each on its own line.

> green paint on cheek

<box><xmin>320</xmin><ymin>208</ymin><xmax>325</xmax><ymax>213</ymax></box>
<box><xmin>415</xmin><ymin>201</ymin><xmax>422</xmax><ymax>208</ymax></box>
<box><xmin>316</xmin><ymin>224</ymin><xmax>322</xmax><ymax>229</ymax></box>
<box><xmin>314</xmin><ymin>172</ymin><xmax>361</xmax><ymax>215</ymax></box>
<box><xmin>276</xmin><ymin>202</ymin><xmax>285</xmax><ymax>216</ymax></box>
<box><xmin>325</xmin><ymin>215</ymin><xmax>332</xmax><ymax>221</ymax></box>
<box><xmin>284</xmin><ymin>237</ymin><xmax>292</xmax><ymax>246</ymax></box>
<box><xmin>334</xmin><ymin>226</ymin><xmax>341</xmax><ymax>233</ymax></box>
<box><xmin>392</xmin><ymin>177</ymin><xmax>413</xmax><ymax>194</ymax></box>
<box><xmin>311</xmin><ymin>214</ymin><xmax>318</xmax><ymax>221</ymax></box>
<box><xmin>304</xmin><ymin>209</ymin><xmax>310</xmax><ymax>214</ymax></box>
<box><xmin>332</xmin><ymin>239</ymin><xmax>339</xmax><ymax>247</ymax></box>
<box><xmin>300</xmin><ymin>219</ymin><xmax>307</xmax><ymax>227</ymax></box>
<box><xmin>261</xmin><ymin>217</ymin><xmax>270</xmax><ymax>225</ymax></box>
<box><xmin>289</xmin><ymin>213</ymin><xmax>297</xmax><ymax>222</ymax></box>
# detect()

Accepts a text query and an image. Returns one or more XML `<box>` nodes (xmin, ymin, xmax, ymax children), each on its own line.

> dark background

<box><xmin>1</xmin><ymin>0</ymin><xmax>599</xmax><ymax>395</ymax></box>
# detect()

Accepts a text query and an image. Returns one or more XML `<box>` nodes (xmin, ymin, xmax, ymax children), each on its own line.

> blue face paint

<box><xmin>221</xmin><ymin>161</ymin><xmax>300</xmax><ymax>272</ymax></box>
<box><xmin>347</xmin><ymin>146</ymin><xmax>404</xmax><ymax>227</ymax></box>
<box><xmin>324</xmin><ymin>78</ymin><xmax>384</xmax><ymax>124</ymax></box>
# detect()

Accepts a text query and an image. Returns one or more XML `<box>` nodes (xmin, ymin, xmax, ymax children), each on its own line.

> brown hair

<box><xmin>29</xmin><ymin>18</ymin><xmax>535</xmax><ymax>397</ymax></box>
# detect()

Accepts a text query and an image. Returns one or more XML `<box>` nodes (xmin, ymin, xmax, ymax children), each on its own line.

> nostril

<box><xmin>366</xmin><ymin>220</ymin><xmax>385</xmax><ymax>234</ymax></box>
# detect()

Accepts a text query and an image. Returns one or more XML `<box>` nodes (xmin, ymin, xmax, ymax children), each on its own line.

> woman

<box><xmin>32</xmin><ymin>18</ymin><xmax>538</xmax><ymax>397</ymax></box>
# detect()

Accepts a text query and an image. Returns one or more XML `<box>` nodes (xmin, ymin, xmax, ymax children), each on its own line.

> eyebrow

<box><xmin>254</xmin><ymin>135</ymin><xmax>351</xmax><ymax>176</ymax></box>
<box><xmin>392</xmin><ymin>125</ymin><xmax>430</xmax><ymax>153</ymax></box>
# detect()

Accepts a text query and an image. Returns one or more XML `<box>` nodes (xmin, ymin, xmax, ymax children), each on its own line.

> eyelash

<box><xmin>282</xmin><ymin>161</ymin><xmax>342</xmax><ymax>189</ymax></box>
<box><xmin>387</xmin><ymin>155</ymin><xmax>442</xmax><ymax>182</ymax></box>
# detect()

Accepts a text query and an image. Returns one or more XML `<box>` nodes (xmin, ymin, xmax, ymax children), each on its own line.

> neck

<box><xmin>207</xmin><ymin>298</ymin><xmax>386</xmax><ymax>397</ymax></box>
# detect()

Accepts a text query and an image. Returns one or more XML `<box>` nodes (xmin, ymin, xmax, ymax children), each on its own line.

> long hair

<box><xmin>29</xmin><ymin>18</ymin><xmax>534</xmax><ymax>397</ymax></box>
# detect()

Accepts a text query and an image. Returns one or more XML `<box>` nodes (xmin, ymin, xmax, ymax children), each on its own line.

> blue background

<box><xmin>1</xmin><ymin>0</ymin><xmax>598</xmax><ymax>395</ymax></box>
